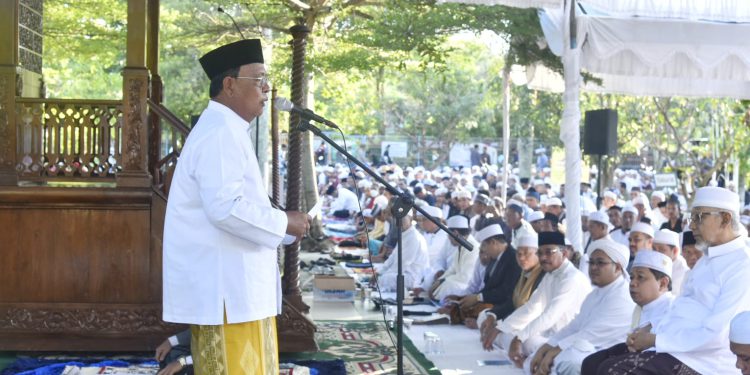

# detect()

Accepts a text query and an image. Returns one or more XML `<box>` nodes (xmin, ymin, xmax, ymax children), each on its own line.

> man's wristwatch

<box><xmin>177</xmin><ymin>356</ymin><xmax>187</xmax><ymax>367</ymax></box>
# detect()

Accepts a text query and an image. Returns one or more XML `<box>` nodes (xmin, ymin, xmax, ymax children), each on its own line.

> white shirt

<box><xmin>498</xmin><ymin>260</ymin><xmax>592</xmax><ymax>341</ymax></box>
<box><xmin>670</xmin><ymin>254</ymin><xmax>689</xmax><ymax>296</ymax></box>
<box><xmin>650</xmin><ymin>208</ymin><xmax>667</xmax><ymax>229</ymax></box>
<box><xmin>329</xmin><ymin>186</ymin><xmax>360</xmax><ymax>214</ymax></box>
<box><xmin>379</xmin><ymin>226</ymin><xmax>429</xmax><ymax>289</ymax></box>
<box><xmin>163</xmin><ymin>101</ymin><xmax>287</xmax><ymax>325</ymax></box>
<box><xmin>423</xmin><ymin>230</ymin><xmax>451</xmax><ymax>272</ymax></box>
<box><xmin>610</xmin><ymin>229</ymin><xmax>630</xmax><ymax>248</ymax></box>
<box><xmin>653</xmin><ymin>236</ymin><xmax>750</xmax><ymax>375</ymax></box>
<box><xmin>458</xmin><ymin>258</ymin><xmax>487</xmax><ymax>297</ymax></box>
<box><xmin>433</xmin><ymin>236</ymin><xmax>480</xmax><ymax>300</ymax></box>
<box><xmin>632</xmin><ymin>292</ymin><xmax>674</xmax><ymax>331</ymax></box>
<box><xmin>547</xmin><ymin>277</ymin><xmax>635</xmax><ymax>353</ymax></box>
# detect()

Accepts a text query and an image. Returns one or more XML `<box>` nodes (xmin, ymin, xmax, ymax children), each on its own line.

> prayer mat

<box><xmin>281</xmin><ymin>320</ymin><xmax>440</xmax><ymax>375</ymax></box>
<box><xmin>0</xmin><ymin>355</ymin><xmax>158</xmax><ymax>375</ymax></box>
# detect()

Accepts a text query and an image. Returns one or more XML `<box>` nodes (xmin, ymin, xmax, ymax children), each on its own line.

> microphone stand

<box><xmin>297</xmin><ymin>119</ymin><xmax>473</xmax><ymax>375</ymax></box>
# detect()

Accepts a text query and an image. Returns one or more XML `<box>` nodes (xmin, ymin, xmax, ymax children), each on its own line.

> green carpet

<box><xmin>281</xmin><ymin>320</ymin><xmax>440</xmax><ymax>375</ymax></box>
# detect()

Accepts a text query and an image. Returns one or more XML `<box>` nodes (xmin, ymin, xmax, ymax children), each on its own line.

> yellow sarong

<box><xmin>191</xmin><ymin>315</ymin><xmax>278</xmax><ymax>375</ymax></box>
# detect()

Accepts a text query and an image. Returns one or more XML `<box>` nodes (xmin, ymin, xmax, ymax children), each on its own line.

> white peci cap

<box><xmin>632</xmin><ymin>249</ymin><xmax>672</xmax><ymax>278</ymax></box>
<box><xmin>653</xmin><ymin>229</ymin><xmax>680</xmax><ymax>248</ymax></box>
<box><xmin>475</xmin><ymin>224</ymin><xmax>505</xmax><ymax>243</ymax></box>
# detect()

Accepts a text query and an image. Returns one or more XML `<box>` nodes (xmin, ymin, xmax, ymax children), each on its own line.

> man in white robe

<box><xmin>373</xmin><ymin>213</ymin><xmax>429</xmax><ymax>291</ymax></box>
<box><xmin>581</xmin><ymin>250</ymin><xmax>674</xmax><ymax>373</ymax></box>
<box><xmin>599</xmin><ymin>187</ymin><xmax>750</xmax><ymax>374</ymax></box>
<box><xmin>415</xmin><ymin>205</ymin><xmax>451</xmax><ymax>292</ymax></box>
<box><xmin>488</xmin><ymin>232</ymin><xmax>591</xmax><ymax>367</ymax></box>
<box><xmin>430</xmin><ymin>216</ymin><xmax>480</xmax><ymax>300</ymax></box>
<box><xmin>527</xmin><ymin>239</ymin><xmax>635</xmax><ymax>375</ymax></box>
<box><xmin>163</xmin><ymin>39</ymin><xmax>310</xmax><ymax>374</ymax></box>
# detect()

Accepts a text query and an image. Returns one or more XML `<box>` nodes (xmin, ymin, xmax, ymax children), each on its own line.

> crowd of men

<box><xmin>320</xmin><ymin>161</ymin><xmax>750</xmax><ymax>375</ymax></box>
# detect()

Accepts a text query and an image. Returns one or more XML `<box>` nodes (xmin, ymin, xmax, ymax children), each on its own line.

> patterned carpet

<box><xmin>282</xmin><ymin>320</ymin><xmax>440</xmax><ymax>375</ymax></box>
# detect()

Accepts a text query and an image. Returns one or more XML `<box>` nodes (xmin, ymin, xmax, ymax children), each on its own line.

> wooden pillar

<box><xmin>283</xmin><ymin>24</ymin><xmax>310</xmax><ymax>311</ymax></box>
<box><xmin>118</xmin><ymin>0</ymin><xmax>151</xmax><ymax>187</ymax></box>
<box><xmin>146</xmin><ymin>0</ymin><xmax>162</xmax><ymax>176</ymax></box>
<box><xmin>0</xmin><ymin>0</ymin><xmax>19</xmax><ymax>186</ymax></box>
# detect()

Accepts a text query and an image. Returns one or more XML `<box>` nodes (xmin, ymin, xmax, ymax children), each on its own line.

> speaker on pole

<box><xmin>583</xmin><ymin>109</ymin><xmax>618</xmax><ymax>156</ymax></box>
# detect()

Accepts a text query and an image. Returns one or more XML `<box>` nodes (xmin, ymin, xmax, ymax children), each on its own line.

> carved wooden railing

<box><xmin>147</xmin><ymin>98</ymin><xmax>189</xmax><ymax>198</ymax></box>
<box><xmin>15</xmin><ymin>98</ymin><xmax>123</xmax><ymax>183</ymax></box>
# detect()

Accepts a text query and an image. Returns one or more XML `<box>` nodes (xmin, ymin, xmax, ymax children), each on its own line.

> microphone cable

<box><xmin>332</xmin><ymin>126</ymin><xmax>398</xmax><ymax>350</ymax></box>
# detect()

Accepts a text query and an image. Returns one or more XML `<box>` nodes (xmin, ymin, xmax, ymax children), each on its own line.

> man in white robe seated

<box><xmin>652</xmin><ymin>229</ymin><xmax>689</xmax><ymax>296</ymax></box>
<box><xmin>485</xmin><ymin>232</ymin><xmax>591</xmax><ymax>366</ymax></box>
<box><xmin>581</xmin><ymin>250</ymin><xmax>674</xmax><ymax>373</ymax></box>
<box><xmin>729</xmin><ymin>311</ymin><xmax>750</xmax><ymax>374</ymax></box>
<box><xmin>429</xmin><ymin>215</ymin><xmax>480</xmax><ymax>300</ymax></box>
<box><xmin>414</xmin><ymin>206</ymin><xmax>451</xmax><ymax>293</ymax></box>
<box><xmin>526</xmin><ymin>238</ymin><xmax>634</xmax><ymax>375</ymax></box>
<box><xmin>371</xmin><ymin>212</ymin><xmax>429</xmax><ymax>291</ymax></box>
<box><xmin>326</xmin><ymin>183</ymin><xmax>360</xmax><ymax>218</ymax></box>
<box><xmin>594</xmin><ymin>187</ymin><xmax>750</xmax><ymax>374</ymax></box>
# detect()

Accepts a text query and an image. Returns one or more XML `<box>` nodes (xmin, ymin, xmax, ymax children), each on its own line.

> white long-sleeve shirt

<box><xmin>610</xmin><ymin>229</ymin><xmax>630</xmax><ymax>248</ymax></box>
<box><xmin>433</xmin><ymin>235</ymin><xmax>480</xmax><ymax>300</ymax></box>
<box><xmin>670</xmin><ymin>254</ymin><xmax>689</xmax><ymax>296</ymax></box>
<box><xmin>547</xmin><ymin>277</ymin><xmax>635</xmax><ymax>354</ymax></box>
<box><xmin>163</xmin><ymin>100</ymin><xmax>287</xmax><ymax>325</ymax></box>
<box><xmin>378</xmin><ymin>226</ymin><xmax>429</xmax><ymax>290</ymax></box>
<box><xmin>458</xmin><ymin>258</ymin><xmax>487</xmax><ymax>297</ymax></box>
<box><xmin>423</xmin><ymin>230</ymin><xmax>451</xmax><ymax>272</ymax></box>
<box><xmin>653</xmin><ymin>236</ymin><xmax>750</xmax><ymax>375</ymax></box>
<box><xmin>498</xmin><ymin>260</ymin><xmax>591</xmax><ymax>342</ymax></box>
<box><xmin>329</xmin><ymin>186</ymin><xmax>360</xmax><ymax>214</ymax></box>
<box><xmin>632</xmin><ymin>292</ymin><xmax>674</xmax><ymax>331</ymax></box>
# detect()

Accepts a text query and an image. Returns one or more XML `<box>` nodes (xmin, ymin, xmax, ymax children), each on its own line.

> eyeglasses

<box><xmin>536</xmin><ymin>248</ymin><xmax>560</xmax><ymax>257</ymax></box>
<box><xmin>690</xmin><ymin>211</ymin><xmax>722</xmax><ymax>225</ymax></box>
<box><xmin>235</xmin><ymin>76</ymin><xmax>270</xmax><ymax>87</ymax></box>
<box><xmin>589</xmin><ymin>260</ymin><xmax>616</xmax><ymax>268</ymax></box>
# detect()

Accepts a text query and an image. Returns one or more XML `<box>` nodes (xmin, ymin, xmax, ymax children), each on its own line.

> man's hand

<box><xmin>369</xmin><ymin>273</ymin><xmax>378</xmax><ymax>287</ymax></box>
<box><xmin>464</xmin><ymin>318</ymin><xmax>478</xmax><ymax>329</ymax></box>
<box><xmin>479</xmin><ymin>314</ymin><xmax>497</xmax><ymax>333</ymax></box>
<box><xmin>157</xmin><ymin>360</ymin><xmax>184</xmax><ymax>375</ymax></box>
<box><xmin>154</xmin><ymin>339</ymin><xmax>172</xmax><ymax>362</ymax></box>
<box><xmin>286</xmin><ymin>211</ymin><xmax>311</xmax><ymax>240</ymax></box>
<box><xmin>411</xmin><ymin>287</ymin><xmax>424</xmax><ymax>297</ymax></box>
<box><xmin>530</xmin><ymin>343</ymin><xmax>551</xmax><ymax>373</ymax></box>
<box><xmin>533</xmin><ymin>346</ymin><xmax>561</xmax><ymax>375</ymax></box>
<box><xmin>458</xmin><ymin>294</ymin><xmax>479</xmax><ymax>309</ymax></box>
<box><xmin>508</xmin><ymin>337</ymin><xmax>526</xmax><ymax>368</ymax></box>
<box><xmin>627</xmin><ymin>324</ymin><xmax>656</xmax><ymax>352</ymax></box>
<box><xmin>481</xmin><ymin>328</ymin><xmax>500</xmax><ymax>351</ymax></box>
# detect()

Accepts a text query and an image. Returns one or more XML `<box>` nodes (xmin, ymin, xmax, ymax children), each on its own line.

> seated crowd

<box><xmin>321</xmin><ymin>162</ymin><xmax>750</xmax><ymax>375</ymax></box>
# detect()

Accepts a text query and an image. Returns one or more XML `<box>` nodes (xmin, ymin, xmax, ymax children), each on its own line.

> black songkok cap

<box><xmin>682</xmin><ymin>231</ymin><xmax>696</xmax><ymax>246</ymax></box>
<box><xmin>543</xmin><ymin>212</ymin><xmax>559</xmax><ymax>226</ymax></box>
<box><xmin>200</xmin><ymin>39</ymin><xmax>264</xmax><ymax>80</ymax></box>
<box><xmin>538</xmin><ymin>231</ymin><xmax>566</xmax><ymax>247</ymax></box>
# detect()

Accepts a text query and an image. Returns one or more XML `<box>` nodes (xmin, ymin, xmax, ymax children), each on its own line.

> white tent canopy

<box><xmin>540</xmin><ymin>1</ymin><xmax>750</xmax><ymax>99</ymax></box>
<box><xmin>438</xmin><ymin>0</ymin><xmax>750</xmax><ymax>251</ymax></box>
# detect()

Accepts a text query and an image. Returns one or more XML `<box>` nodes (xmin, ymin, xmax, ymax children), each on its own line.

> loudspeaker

<box><xmin>583</xmin><ymin>109</ymin><xmax>617</xmax><ymax>156</ymax></box>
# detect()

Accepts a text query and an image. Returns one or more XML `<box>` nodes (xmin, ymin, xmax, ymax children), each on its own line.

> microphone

<box><xmin>274</xmin><ymin>97</ymin><xmax>340</xmax><ymax>130</ymax></box>
<box><xmin>217</xmin><ymin>7</ymin><xmax>246</xmax><ymax>39</ymax></box>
